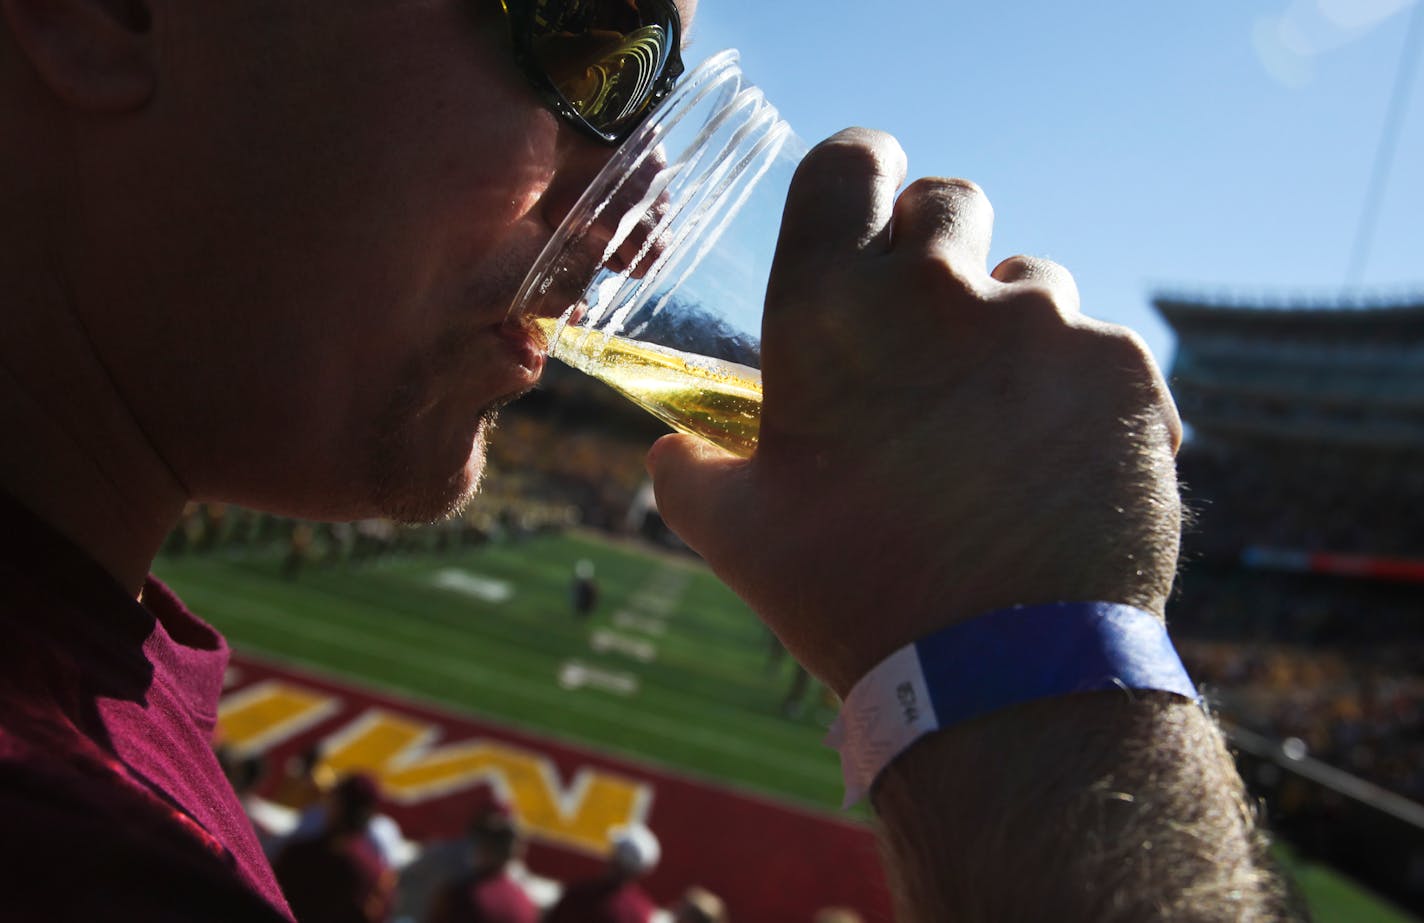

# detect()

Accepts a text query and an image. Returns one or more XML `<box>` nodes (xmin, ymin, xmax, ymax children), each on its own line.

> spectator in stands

<box><xmin>545</xmin><ymin>825</ymin><xmax>661</xmax><ymax>923</ymax></box>
<box><xmin>812</xmin><ymin>910</ymin><xmax>862</xmax><ymax>923</ymax></box>
<box><xmin>274</xmin><ymin>773</ymin><xmax>397</xmax><ymax>923</ymax></box>
<box><xmin>283</xmin><ymin>522</ymin><xmax>315</xmax><ymax>580</ymax></box>
<box><xmin>287</xmin><ymin>770</ymin><xmax>410</xmax><ymax>871</ymax></box>
<box><xmin>0</xmin><ymin>0</ymin><xmax>1293</xmax><ymax>919</ymax></box>
<box><xmin>271</xmin><ymin>745</ymin><xmax>338</xmax><ymax>814</ymax></box>
<box><xmin>425</xmin><ymin>803</ymin><xmax>537</xmax><ymax>923</ymax></box>
<box><xmin>670</xmin><ymin>887</ymin><xmax>728</xmax><ymax>923</ymax></box>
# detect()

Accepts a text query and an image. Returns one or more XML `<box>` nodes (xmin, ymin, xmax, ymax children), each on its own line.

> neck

<box><xmin>0</xmin><ymin>271</ymin><xmax>187</xmax><ymax>598</ymax></box>
<box><xmin>0</xmin><ymin>80</ymin><xmax>190</xmax><ymax>599</ymax></box>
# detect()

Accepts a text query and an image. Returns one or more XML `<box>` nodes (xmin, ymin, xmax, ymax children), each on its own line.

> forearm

<box><xmin>872</xmin><ymin>691</ymin><xmax>1297</xmax><ymax>922</ymax></box>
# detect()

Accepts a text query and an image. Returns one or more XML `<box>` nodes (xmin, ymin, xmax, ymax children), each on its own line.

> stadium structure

<box><xmin>1155</xmin><ymin>292</ymin><xmax>1424</xmax><ymax>914</ymax></box>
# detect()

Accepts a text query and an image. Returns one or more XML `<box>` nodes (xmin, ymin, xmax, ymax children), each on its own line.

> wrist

<box><xmin>815</xmin><ymin>494</ymin><xmax>1182</xmax><ymax>694</ymax></box>
<box><xmin>825</xmin><ymin>601</ymin><xmax>1200</xmax><ymax>806</ymax></box>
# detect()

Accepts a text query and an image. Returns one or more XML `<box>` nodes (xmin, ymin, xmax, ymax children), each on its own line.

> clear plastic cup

<box><xmin>510</xmin><ymin>50</ymin><xmax>805</xmax><ymax>457</ymax></box>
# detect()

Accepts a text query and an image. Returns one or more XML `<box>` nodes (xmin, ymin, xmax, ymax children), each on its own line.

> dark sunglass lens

<box><xmin>529</xmin><ymin>0</ymin><xmax>675</xmax><ymax>135</ymax></box>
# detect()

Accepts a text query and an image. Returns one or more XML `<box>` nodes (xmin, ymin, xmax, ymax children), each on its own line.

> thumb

<box><xmin>645</xmin><ymin>434</ymin><xmax>754</xmax><ymax>562</ymax></box>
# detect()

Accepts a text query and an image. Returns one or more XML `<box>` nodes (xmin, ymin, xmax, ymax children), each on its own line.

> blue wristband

<box><xmin>824</xmin><ymin>602</ymin><xmax>1201</xmax><ymax>807</ymax></box>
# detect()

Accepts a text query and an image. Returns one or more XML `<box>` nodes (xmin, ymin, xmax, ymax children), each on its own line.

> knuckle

<box><xmin>1005</xmin><ymin>283</ymin><xmax>1069</xmax><ymax>326</ymax></box>
<box><xmin>900</xmin><ymin>250</ymin><xmax>981</xmax><ymax>301</ymax></box>
<box><xmin>907</xmin><ymin>175</ymin><xmax>985</xmax><ymax>199</ymax></box>
<box><xmin>803</xmin><ymin>130</ymin><xmax>905</xmax><ymax>183</ymax></box>
<box><xmin>1000</xmin><ymin>254</ymin><xmax>1071</xmax><ymax>283</ymax></box>
<box><xmin>899</xmin><ymin>176</ymin><xmax>993</xmax><ymax>221</ymax></box>
<box><xmin>1069</xmin><ymin>322</ymin><xmax>1158</xmax><ymax>385</ymax></box>
<box><xmin>995</xmin><ymin>254</ymin><xmax>1038</xmax><ymax>277</ymax></box>
<box><xmin>1100</xmin><ymin>325</ymin><xmax>1160</xmax><ymax>380</ymax></box>
<box><xmin>1075</xmin><ymin>323</ymin><xmax>1183</xmax><ymax>444</ymax></box>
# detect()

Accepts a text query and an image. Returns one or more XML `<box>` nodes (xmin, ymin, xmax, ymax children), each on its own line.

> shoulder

<box><xmin>476</xmin><ymin>871</ymin><xmax>540</xmax><ymax>915</ymax></box>
<box><xmin>0</xmin><ymin>753</ymin><xmax>288</xmax><ymax>922</ymax></box>
<box><xmin>608</xmin><ymin>882</ymin><xmax>658</xmax><ymax>921</ymax></box>
<box><xmin>547</xmin><ymin>878</ymin><xmax>609</xmax><ymax>920</ymax></box>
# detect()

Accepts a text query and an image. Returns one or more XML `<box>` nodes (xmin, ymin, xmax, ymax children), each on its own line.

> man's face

<box><xmin>72</xmin><ymin>0</ymin><xmax>689</xmax><ymax>522</ymax></box>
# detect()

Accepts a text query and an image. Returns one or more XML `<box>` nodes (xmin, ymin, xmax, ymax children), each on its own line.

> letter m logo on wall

<box><xmin>319</xmin><ymin>709</ymin><xmax>653</xmax><ymax>856</ymax></box>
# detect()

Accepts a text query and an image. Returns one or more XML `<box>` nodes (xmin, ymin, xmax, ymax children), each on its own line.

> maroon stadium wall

<box><xmin>220</xmin><ymin>653</ymin><xmax>893</xmax><ymax>921</ymax></box>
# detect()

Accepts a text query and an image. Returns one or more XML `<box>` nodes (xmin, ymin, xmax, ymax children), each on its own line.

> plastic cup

<box><xmin>510</xmin><ymin>50</ymin><xmax>805</xmax><ymax>457</ymax></box>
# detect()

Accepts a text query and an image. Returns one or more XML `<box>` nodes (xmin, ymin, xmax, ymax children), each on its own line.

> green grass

<box><xmin>154</xmin><ymin>530</ymin><xmax>1418</xmax><ymax>921</ymax></box>
<box><xmin>156</xmin><ymin>531</ymin><xmax>846</xmax><ymax>809</ymax></box>
<box><xmin>1274</xmin><ymin>845</ymin><xmax>1418</xmax><ymax>923</ymax></box>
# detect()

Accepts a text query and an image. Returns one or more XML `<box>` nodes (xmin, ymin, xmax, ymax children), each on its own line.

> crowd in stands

<box><xmin>1177</xmin><ymin>637</ymin><xmax>1424</xmax><ymax>804</ymax></box>
<box><xmin>1176</xmin><ymin>442</ymin><xmax>1424</xmax><ymax>558</ymax></box>
<box><xmin>159</xmin><ymin>401</ymin><xmax>662</xmax><ymax>575</ymax></box>
<box><xmin>1168</xmin><ymin>440</ymin><xmax>1424</xmax><ymax>811</ymax></box>
<box><xmin>485</xmin><ymin>415</ymin><xmax>651</xmax><ymax>534</ymax></box>
<box><xmin>163</xmin><ymin>492</ymin><xmax>581</xmax><ymax>576</ymax></box>
<box><xmin>1165</xmin><ymin>435</ymin><xmax>1424</xmax><ymax>906</ymax></box>
<box><xmin>216</xmin><ymin>745</ymin><xmax>862</xmax><ymax>923</ymax></box>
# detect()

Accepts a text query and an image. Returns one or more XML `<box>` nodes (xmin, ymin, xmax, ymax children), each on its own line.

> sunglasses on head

<box><xmin>499</xmin><ymin>0</ymin><xmax>686</xmax><ymax>145</ymax></box>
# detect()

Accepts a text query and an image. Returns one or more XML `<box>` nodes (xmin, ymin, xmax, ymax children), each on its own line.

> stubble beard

<box><xmin>367</xmin><ymin>404</ymin><xmax>501</xmax><ymax>526</ymax></box>
<box><xmin>363</xmin><ymin>259</ymin><xmax>539</xmax><ymax>525</ymax></box>
<box><xmin>364</xmin><ymin>328</ymin><xmax>517</xmax><ymax>524</ymax></box>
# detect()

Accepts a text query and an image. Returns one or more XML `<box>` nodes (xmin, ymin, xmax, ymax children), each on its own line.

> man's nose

<box><xmin>538</xmin><ymin>128</ymin><xmax>622</xmax><ymax>234</ymax></box>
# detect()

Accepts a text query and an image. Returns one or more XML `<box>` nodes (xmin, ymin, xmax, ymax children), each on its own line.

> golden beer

<box><xmin>535</xmin><ymin>318</ymin><xmax>761</xmax><ymax>457</ymax></box>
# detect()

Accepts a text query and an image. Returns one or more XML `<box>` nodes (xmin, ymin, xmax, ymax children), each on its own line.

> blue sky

<box><xmin>682</xmin><ymin>0</ymin><xmax>1424</xmax><ymax>367</ymax></box>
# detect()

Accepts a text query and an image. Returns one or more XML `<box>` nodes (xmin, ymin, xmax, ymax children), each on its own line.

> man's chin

<box><xmin>371</xmin><ymin>411</ymin><xmax>496</xmax><ymax>525</ymax></box>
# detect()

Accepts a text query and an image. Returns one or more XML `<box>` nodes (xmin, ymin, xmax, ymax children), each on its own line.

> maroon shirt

<box><xmin>428</xmin><ymin>868</ymin><xmax>539</xmax><ymax>923</ymax></box>
<box><xmin>274</xmin><ymin>831</ymin><xmax>394</xmax><ymax>923</ymax></box>
<box><xmin>0</xmin><ymin>492</ymin><xmax>292</xmax><ymax>920</ymax></box>
<box><xmin>545</xmin><ymin>877</ymin><xmax>658</xmax><ymax>923</ymax></box>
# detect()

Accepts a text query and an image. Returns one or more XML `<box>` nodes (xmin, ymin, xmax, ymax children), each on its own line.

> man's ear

<box><xmin>1</xmin><ymin>0</ymin><xmax>155</xmax><ymax>110</ymax></box>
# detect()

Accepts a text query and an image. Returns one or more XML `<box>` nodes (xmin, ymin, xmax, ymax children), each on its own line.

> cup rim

<box><xmin>507</xmin><ymin>49</ymin><xmax>746</xmax><ymax>329</ymax></box>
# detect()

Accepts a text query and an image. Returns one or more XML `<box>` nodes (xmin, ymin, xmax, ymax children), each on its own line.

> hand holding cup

<box><xmin>648</xmin><ymin>128</ymin><xmax>1184</xmax><ymax>694</ymax></box>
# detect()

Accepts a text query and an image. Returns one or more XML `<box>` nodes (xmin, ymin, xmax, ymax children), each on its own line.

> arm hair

<box><xmin>872</xmin><ymin>693</ymin><xmax>1303</xmax><ymax>922</ymax></box>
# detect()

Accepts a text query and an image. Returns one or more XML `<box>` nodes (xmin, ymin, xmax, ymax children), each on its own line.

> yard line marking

<box><xmin>628</xmin><ymin>594</ymin><xmax>676</xmax><ymax>616</ymax></box>
<box><xmin>429</xmin><ymin>569</ymin><xmax>514</xmax><ymax>603</ymax></box>
<box><xmin>212</xmin><ymin>599</ymin><xmax>835</xmax><ymax>784</ymax></box>
<box><xmin>589</xmin><ymin>629</ymin><xmax>658</xmax><ymax>663</ymax></box>
<box><xmin>613</xmin><ymin>611</ymin><xmax>667</xmax><ymax>637</ymax></box>
<box><xmin>627</xmin><ymin>568</ymin><xmax>690</xmax><ymax>617</ymax></box>
<box><xmin>557</xmin><ymin>660</ymin><xmax>640</xmax><ymax>697</ymax></box>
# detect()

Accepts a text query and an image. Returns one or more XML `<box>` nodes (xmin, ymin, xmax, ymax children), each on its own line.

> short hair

<box><xmin>469</xmin><ymin>805</ymin><xmax>519</xmax><ymax>857</ymax></box>
<box><xmin>329</xmin><ymin>773</ymin><xmax>381</xmax><ymax>833</ymax></box>
<box><xmin>675</xmin><ymin>886</ymin><xmax>727</xmax><ymax>923</ymax></box>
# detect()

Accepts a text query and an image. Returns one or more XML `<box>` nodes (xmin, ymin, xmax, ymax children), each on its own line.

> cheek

<box><xmin>435</xmin><ymin>110</ymin><xmax>563</xmax><ymax>240</ymax></box>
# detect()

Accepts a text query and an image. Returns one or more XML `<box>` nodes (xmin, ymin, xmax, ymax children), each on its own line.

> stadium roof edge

<box><xmin>1152</xmin><ymin>291</ymin><xmax>1424</xmax><ymax>330</ymax></box>
<box><xmin>1150</xmin><ymin>287</ymin><xmax>1424</xmax><ymax>311</ymax></box>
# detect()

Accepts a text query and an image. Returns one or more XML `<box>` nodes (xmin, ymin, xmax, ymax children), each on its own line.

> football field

<box><xmin>155</xmin><ymin>528</ymin><xmax>1417</xmax><ymax>922</ymax></box>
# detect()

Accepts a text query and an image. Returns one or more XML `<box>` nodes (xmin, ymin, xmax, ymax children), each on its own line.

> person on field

<box><xmin>0</xmin><ymin>0</ymin><xmax>1292</xmax><ymax>919</ymax></box>
<box><xmin>570</xmin><ymin>558</ymin><xmax>599</xmax><ymax>620</ymax></box>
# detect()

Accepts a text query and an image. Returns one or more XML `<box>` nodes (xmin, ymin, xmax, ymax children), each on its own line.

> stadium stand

<box><xmin>1156</xmin><ymin>293</ymin><xmax>1424</xmax><ymax>912</ymax></box>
